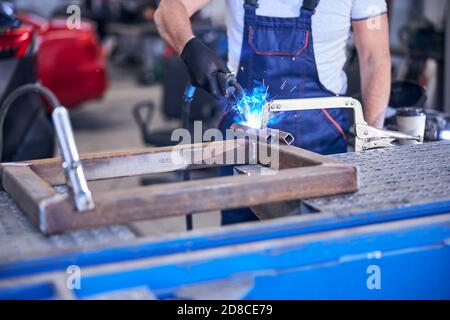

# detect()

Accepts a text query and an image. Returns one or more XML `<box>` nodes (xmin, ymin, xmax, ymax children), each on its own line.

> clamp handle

<box><xmin>52</xmin><ymin>107</ymin><xmax>94</xmax><ymax>212</ymax></box>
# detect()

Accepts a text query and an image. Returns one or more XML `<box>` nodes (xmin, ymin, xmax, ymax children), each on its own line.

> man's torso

<box><xmin>225</xmin><ymin>0</ymin><xmax>387</xmax><ymax>95</ymax></box>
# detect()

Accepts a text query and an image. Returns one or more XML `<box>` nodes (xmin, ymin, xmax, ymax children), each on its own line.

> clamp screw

<box><xmin>271</xmin><ymin>104</ymin><xmax>281</xmax><ymax>110</ymax></box>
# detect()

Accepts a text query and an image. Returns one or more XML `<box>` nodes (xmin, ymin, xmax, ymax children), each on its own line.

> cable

<box><xmin>0</xmin><ymin>83</ymin><xmax>60</xmax><ymax>161</ymax></box>
<box><xmin>182</xmin><ymin>84</ymin><xmax>196</xmax><ymax>231</ymax></box>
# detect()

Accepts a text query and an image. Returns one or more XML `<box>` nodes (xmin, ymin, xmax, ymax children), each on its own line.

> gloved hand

<box><xmin>181</xmin><ymin>37</ymin><xmax>230</xmax><ymax>99</ymax></box>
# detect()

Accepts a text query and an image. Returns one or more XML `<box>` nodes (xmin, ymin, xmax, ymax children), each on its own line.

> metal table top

<box><xmin>307</xmin><ymin>141</ymin><xmax>450</xmax><ymax>213</ymax></box>
<box><xmin>0</xmin><ymin>190</ymin><xmax>136</xmax><ymax>264</ymax></box>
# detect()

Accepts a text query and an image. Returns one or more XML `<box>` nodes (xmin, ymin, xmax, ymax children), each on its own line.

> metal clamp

<box><xmin>262</xmin><ymin>96</ymin><xmax>423</xmax><ymax>152</ymax></box>
<box><xmin>52</xmin><ymin>107</ymin><xmax>94</xmax><ymax>212</ymax></box>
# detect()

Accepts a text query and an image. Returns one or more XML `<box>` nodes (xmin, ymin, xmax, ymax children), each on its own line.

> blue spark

<box><xmin>232</xmin><ymin>85</ymin><xmax>270</xmax><ymax>129</ymax></box>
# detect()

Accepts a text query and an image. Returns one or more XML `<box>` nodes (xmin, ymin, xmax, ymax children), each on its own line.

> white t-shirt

<box><xmin>225</xmin><ymin>0</ymin><xmax>387</xmax><ymax>94</ymax></box>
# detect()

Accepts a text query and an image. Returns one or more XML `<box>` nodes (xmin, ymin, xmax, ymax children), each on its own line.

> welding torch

<box><xmin>182</xmin><ymin>72</ymin><xmax>244</xmax><ymax>135</ymax></box>
<box><xmin>218</xmin><ymin>72</ymin><xmax>245</xmax><ymax>104</ymax></box>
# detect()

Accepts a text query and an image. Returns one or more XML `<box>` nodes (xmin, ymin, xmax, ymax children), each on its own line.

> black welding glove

<box><xmin>181</xmin><ymin>37</ymin><xmax>231</xmax><ymax>99</ymax></box>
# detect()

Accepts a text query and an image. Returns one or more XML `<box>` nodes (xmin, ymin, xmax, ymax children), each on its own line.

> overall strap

<box><xmin>243</xmin><ymin>0</ymin><xmax>319</xmax><ymax>18</ymax></box>
<box><xmin>300</xmin><ymin>0</ymin><xmax>320</xmax><ymax>18</ymax></box>
<box><xmin>243</xmin><ymin>0</ymin><xmax>258</xmax><ymax>16</ymax></box>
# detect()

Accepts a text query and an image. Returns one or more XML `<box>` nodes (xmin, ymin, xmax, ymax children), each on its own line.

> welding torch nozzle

<box><xmin>219</xmin><ymin>72</ymin><xmax>245</xmax><ymax>102</ymax></box>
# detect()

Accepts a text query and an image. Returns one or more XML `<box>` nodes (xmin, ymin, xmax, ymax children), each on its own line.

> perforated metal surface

<box><xmin>306</xmin><ymin>141</ymin><xmax>450</xmax><ymax>213</ymax></box>
<box><xmin>0</xmin><ymin>190</ymin><xmax>136</xmax><ymax>264</ymax></box>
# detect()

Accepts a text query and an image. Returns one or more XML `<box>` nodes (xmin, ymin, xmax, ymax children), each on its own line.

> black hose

<box><xmin>0</xmin><ymin>83</ymin><xmax>60</xmax><ymax>162</ymax></box>
<box><xmin>182</xmin><ymin>84</ymin><xmax>196</xmax><ymax>231</ymax></box>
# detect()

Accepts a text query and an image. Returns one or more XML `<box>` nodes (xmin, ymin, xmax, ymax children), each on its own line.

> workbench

<box><xmin>0</xmin><ymin>142</ymin><xmax>449</xmax><ymax>299</ymax></box>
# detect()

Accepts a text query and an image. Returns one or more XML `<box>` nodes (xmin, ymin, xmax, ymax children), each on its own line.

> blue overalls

<box><xmin>220</xmin><ymin>0</ymin><xmax>350</xmax><ymax>224</ymax></box>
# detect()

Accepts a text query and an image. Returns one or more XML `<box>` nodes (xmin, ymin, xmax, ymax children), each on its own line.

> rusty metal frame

<box><xmin>0</xmin><ymin>139</ymin><xmax>357</xmax><ymax>234</ymax></box>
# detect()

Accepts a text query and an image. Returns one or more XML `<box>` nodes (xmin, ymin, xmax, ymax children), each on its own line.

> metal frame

<box><xmin>0</xmin><ymin>139</ymin><xmax>357</xmax><ymax>234</ymax></box>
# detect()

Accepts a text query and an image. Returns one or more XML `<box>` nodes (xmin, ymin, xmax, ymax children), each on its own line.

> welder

<box><xmin>154</xmin><ymin>0</ymin><xmax>391</xmax><ymax>224</ymax></box>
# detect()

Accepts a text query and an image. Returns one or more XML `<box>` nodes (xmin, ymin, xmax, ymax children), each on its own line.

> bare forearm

<box><xmin>360</xmin><ymin>55</ymin><xmax>391</xmax><ymax>128</ymax></box>
<box><xmin>353</xmin><ymin>14</ymin><xmax>391</xmax><ymax>128</ymax></box>
<box><xmin>154</xmin><ymin>0</ymin><xmax>209</xmax><ymax>53</ymax></box>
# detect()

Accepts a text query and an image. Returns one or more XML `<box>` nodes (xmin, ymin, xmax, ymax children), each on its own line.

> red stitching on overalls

<box><xmin>248</xmin><ymin>26</ymin><xmax>309</xmax><ymax>56</ymax></box>
<box><xmin>321</xmin><ymin>109</ymin><xmax>348</xmax><ymax>141</ymax></box>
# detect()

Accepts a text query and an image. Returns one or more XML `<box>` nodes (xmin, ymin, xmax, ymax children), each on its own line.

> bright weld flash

<box><xmin>232</xmin><ymin>85</ymin><xmax>269</xmax><ymax>129</ymax></box>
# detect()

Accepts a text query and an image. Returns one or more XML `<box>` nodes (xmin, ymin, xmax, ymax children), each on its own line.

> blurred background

<box><xmin>1</xmin><ymin>0</ymin><xmax>450</xmax><ymax>235</ymax></box>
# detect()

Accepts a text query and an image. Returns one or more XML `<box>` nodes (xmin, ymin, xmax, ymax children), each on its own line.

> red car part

<box><xmin>0</xmin><ymin>25</ymin><xmax>34</xmax><ymax>58</ymax></box>
<box><xmin>18</xmin><ymin>13</ymin><xmax>108</xmax><ymax>109</ymax></box>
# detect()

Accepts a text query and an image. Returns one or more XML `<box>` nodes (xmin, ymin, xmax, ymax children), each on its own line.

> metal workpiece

<box><xmin>230</xmin><ymin>123</ymin><xmax>295</xmax><ymax>145</ymax></box>
<box><xmin>0</xmin><ymin>140</ymin><xmax>356</xmax><ymax>234</ymax></box>
<box><xmin>52</xmin><ymin>107</ymin><xmax>94</xmax><ymax>212</ymax></box>
<box><xmin>262</xmin><ymin>96</ymin><xmax>422</xmax><ymax>151</ymax></box>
